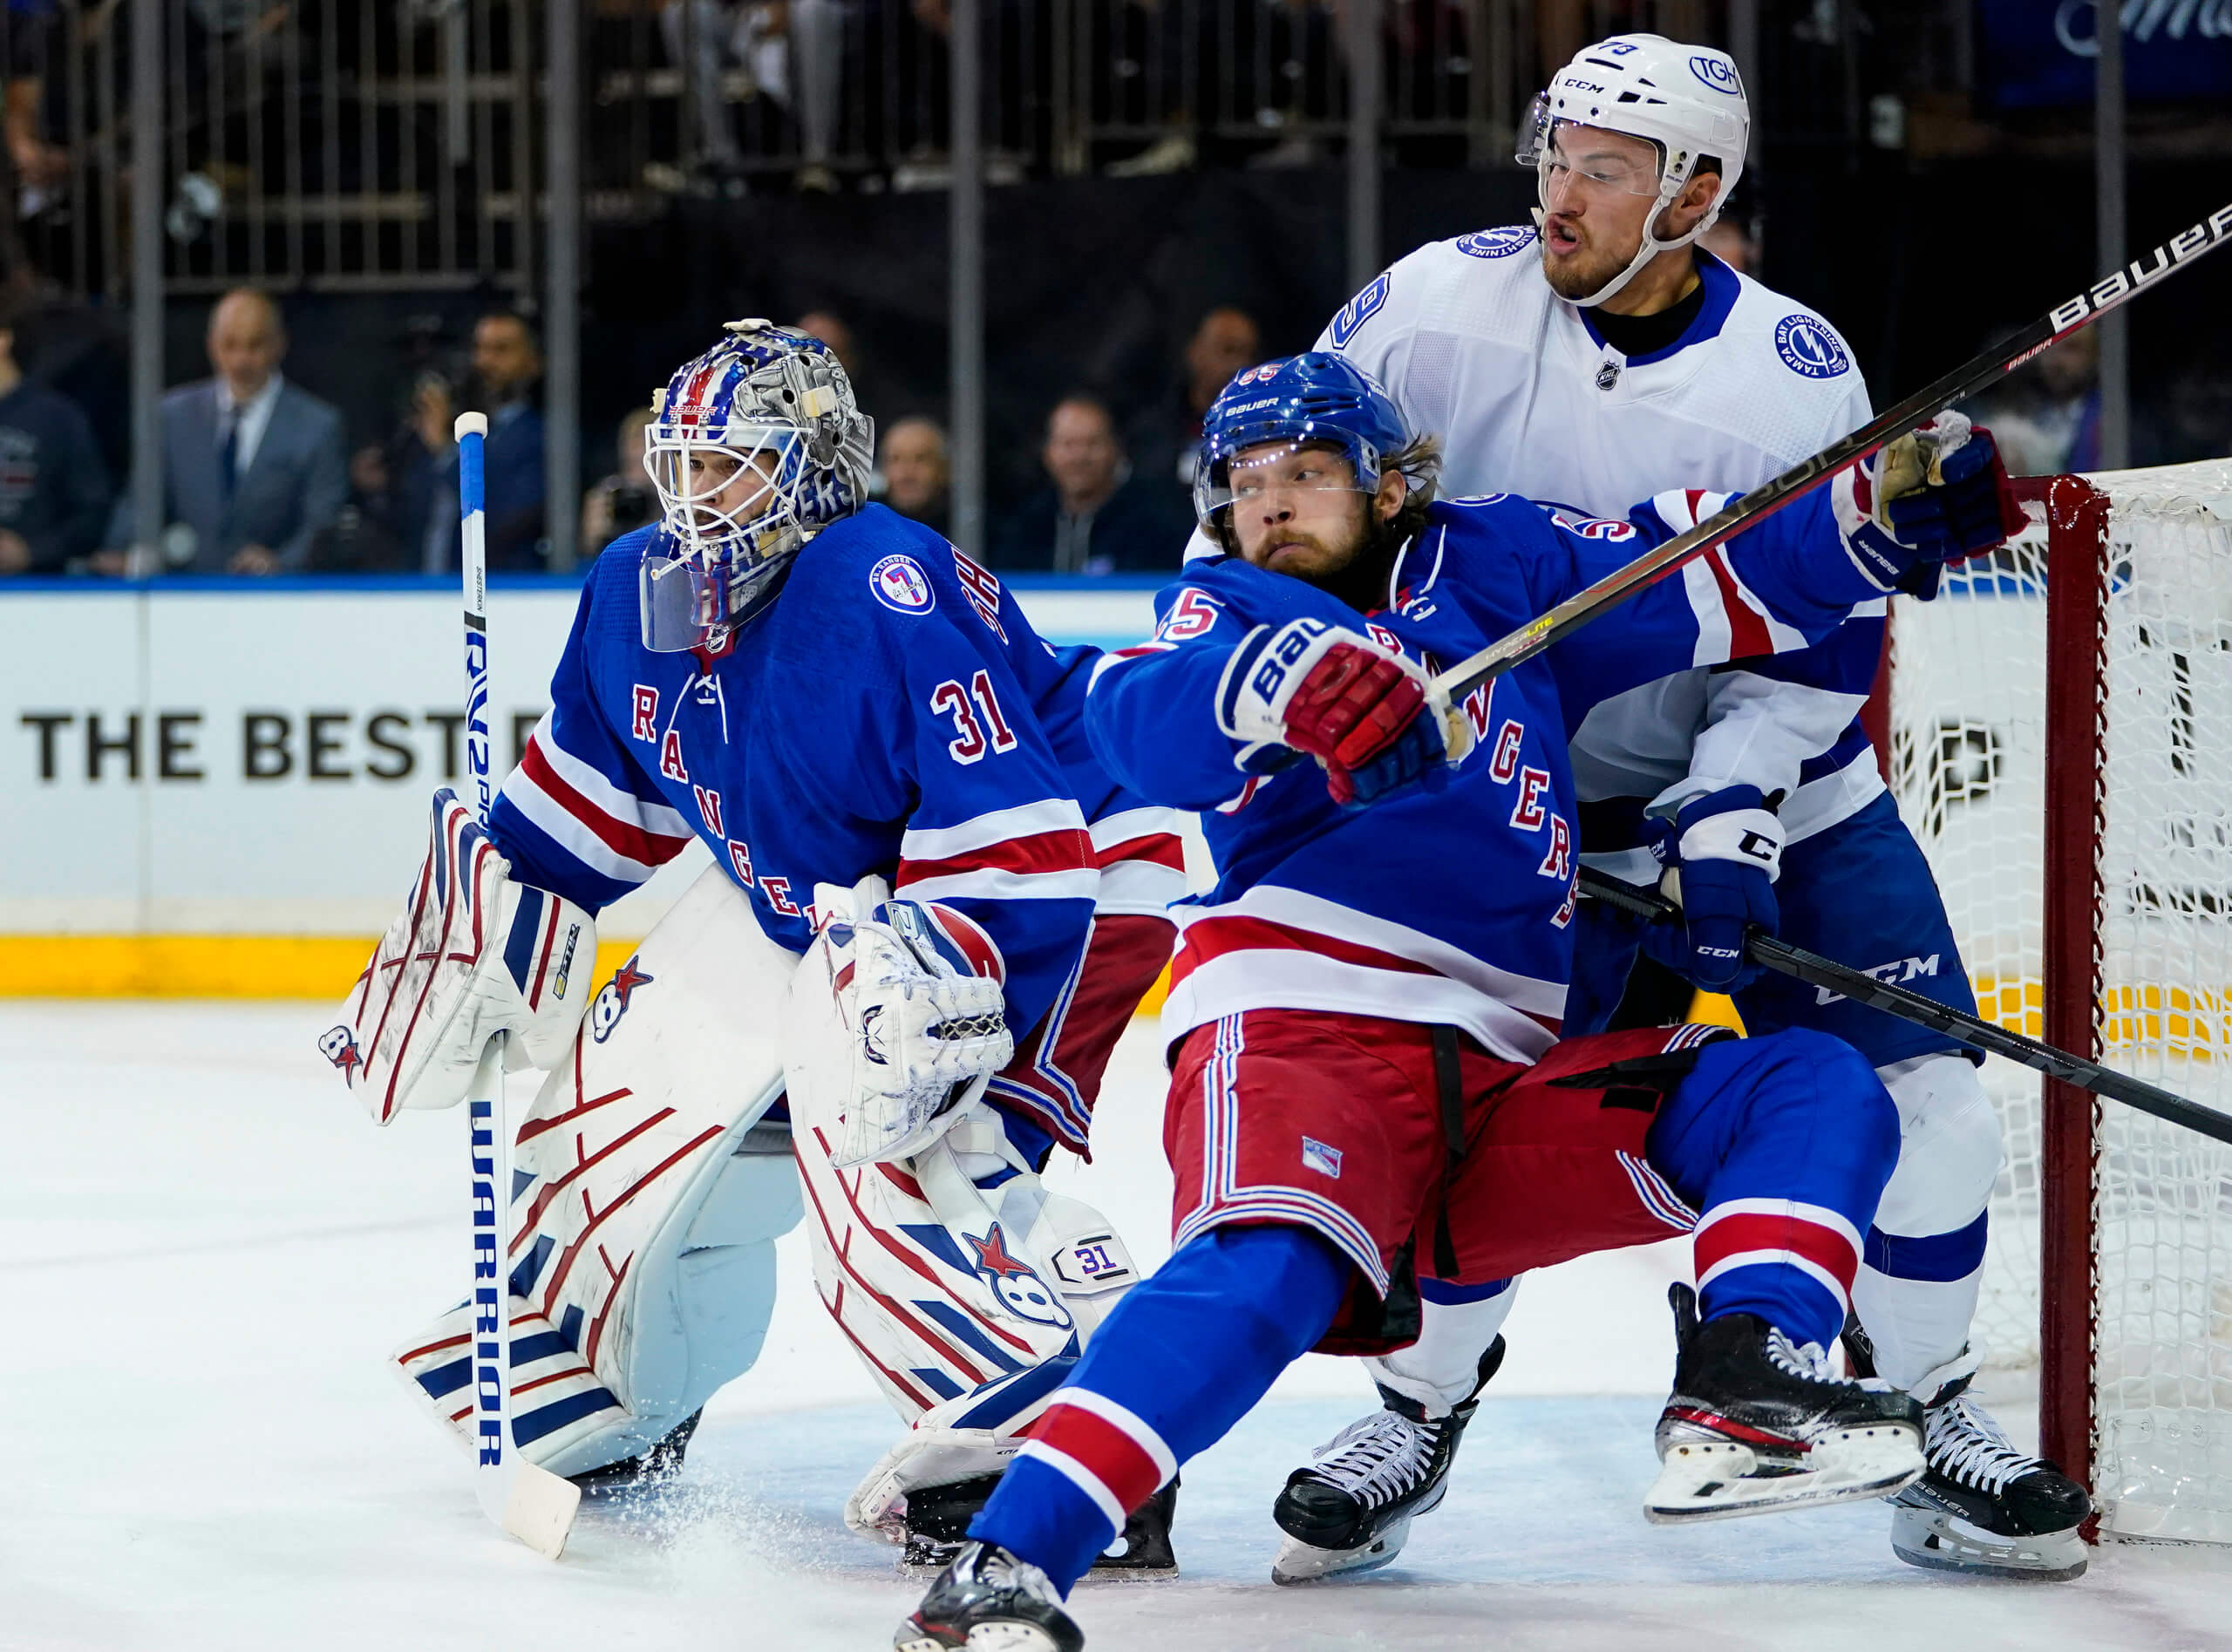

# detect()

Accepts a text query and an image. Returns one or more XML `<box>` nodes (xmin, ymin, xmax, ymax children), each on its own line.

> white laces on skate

<box><xmin>1925</xmin><ymin>1395</ymin><xmax>2045</xmax><ymax>1494</ymax></box>
<box><xmin>960</xmin><ymin>1541</ymin><xmax>1065</xmax><ymax>1605</ymax></box>
<box><xmin>1301</xmin><ymin>1410</ymin><xmax>1439</xmax><ymax>1506</ymax></box>
<box><xmin>1763</xmin><ymin>1328</ymin><xmax>1837</xmax><ymax>1384</ymax></box>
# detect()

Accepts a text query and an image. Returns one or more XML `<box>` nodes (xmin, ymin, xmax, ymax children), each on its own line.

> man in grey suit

<box><xmin>112</xmin><ymin>289</ymin><xmax>349</xmax><ymax>574</ymax></box>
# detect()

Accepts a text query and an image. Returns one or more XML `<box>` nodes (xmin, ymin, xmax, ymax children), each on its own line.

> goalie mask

<box><xmin>1515</xmin><ymin>33</ymin><xmax>1748</xmax><ymax>309</ymax></box>
<box><xmin>638</xmin><ymin>320</ymin><xmax>875</xmax><ymax>652</ymax></box>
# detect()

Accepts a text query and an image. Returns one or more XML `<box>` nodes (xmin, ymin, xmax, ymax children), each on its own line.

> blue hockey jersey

<box><xmin>1085</xmin><ymin>486</ymin><xmax>1895</xmax><ymax>1060</ymax></box>
<box><xmin>488</xmin><ymin>506</ymin><xmax>1184</xmax><ymax>1137</ymax></box>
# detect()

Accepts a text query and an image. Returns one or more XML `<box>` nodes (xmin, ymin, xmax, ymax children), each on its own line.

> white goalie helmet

<box><xmin>638</xmin><ymin>318</ymin><xmax>875</xmax><ymax>652</ymax></box>
<box><xmin>1515</xmin><ymin>33</ymin><xmax>1749</xmax><ymax>308</ymax></box>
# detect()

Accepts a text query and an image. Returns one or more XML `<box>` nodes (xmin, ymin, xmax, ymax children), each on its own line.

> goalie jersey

<box><xmin>1319</xmin><ymin>228</ymin><xmax>1882</xmax><ymax>848</ymax></box>
<box><xmin>487</xmin><ymin>503</ymin><xmax>1182</xmax><ymax>1104</ymax></box>
<box><xmin>1086</xmin><ymin>488</ymin><xmax>1888</xmax><ymax>1057</ymax></box>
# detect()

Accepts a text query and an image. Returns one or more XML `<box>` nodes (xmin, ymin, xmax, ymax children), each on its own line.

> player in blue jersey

<box><xmin>326</xmin><ymin>322</ymin><xmax>1185</xmax><ymax>1569</ymax></box>
<box><xmin>1300</xmin><ymin>33</ymin><xmax>2088</xmax><ymax>1584</ymax></box>
<box><xmin>898</xmin><ymin>357</ymin><xmax>2024</xmax><ymax>1649</ymax></box>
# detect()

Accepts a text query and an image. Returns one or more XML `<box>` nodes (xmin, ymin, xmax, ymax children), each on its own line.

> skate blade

<box><xmin>895</xmin><ymin>1624</ymin><xmax>1065</xmax><ymax>1652</ymax></box>
<box><xmin>1888</xmin><ymin>1505</ymin><xmax>2088</xmax><ymax>1581</ymax></box>
<box><xmin>1270</xmin><ymin>1514</ymin><xmax>1414</xmax><ymax>1585</ymax></box>
<box><xmin>1645</xmin><ymin>1428</ymin><xmax>1922</xmax><ymax>1525</ymax></box>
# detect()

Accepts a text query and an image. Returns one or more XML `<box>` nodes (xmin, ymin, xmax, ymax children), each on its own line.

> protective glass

<box><xmin>1194</xmin><ymin>437</ymin><xmax>1381</xmax><ymax>523</ymax></box>
<box><xmin>1515</xmin><ymin>98</ymin><xmax>1666</xmax><ymax>198</ymax></box>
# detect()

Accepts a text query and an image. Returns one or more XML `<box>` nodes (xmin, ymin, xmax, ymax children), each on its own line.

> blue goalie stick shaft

<box><xmin>1578</xmin><ymin>868</ymin><xmax>2232</xmax><ymax>1151</ymax></box>
<box><xmin>1432</xmin><ymin>196</ymin><xmax>2232</xmax><ymax>706</ymax></box>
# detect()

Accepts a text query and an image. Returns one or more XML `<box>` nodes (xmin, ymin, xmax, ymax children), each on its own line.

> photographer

<box><xmin>579</xmin><ymin>405</ymin><xmax>657</xmax><ymax>558</ymax></box>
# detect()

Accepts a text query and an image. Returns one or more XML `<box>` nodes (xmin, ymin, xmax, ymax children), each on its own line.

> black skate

<box><xmin>897</xmin><ymin>1540</ymin><xmax>1084</xmax><ymax>1652</ymax></box>
<box><xmin>565</xmin><ymin>1408</ymin><xmax>700</xmax><ymax>1494</ymax></box>
<box><xmin>1649</xmin><ymin>1287</ymin><xmax>1923</xmax><ymax>1523</ymax></box>
<box><xmin>1888</xmin><ymin>1391</ymin><xmax>2090</xmax><ymax>1580</ymax></box>
<box><xmin>1270</xmin><ymin>1338</ymin><xmax>1505</xmax><ymax>1583</ymax></box>
<box><xmin>902</xmin><ymin>1475</ymin><xmax>1179</xmax><ymax>1581</ymax></box>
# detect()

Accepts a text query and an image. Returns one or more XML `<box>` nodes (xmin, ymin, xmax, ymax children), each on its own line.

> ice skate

<box><xmin>565</xmin><ymin>1408</ymin><xmax>701</xmax><ymax>1494</ymax></box>
<box><xmin>1271</xmin><ymin>1340</ymin><xmax>1504</xmax><ymax>1582</ymax></box>
<box><xmin>902</xmin><ymin>1476</ymin><xmax>1179</xmax><ymax>1581</ymax></box>
<box><xmin>1888</xmin><ymin>1391</ymin><xmax>2089</xmax><ymax>1580</ymax></box>
<box><xmin>898</xmin><ymin>1540</ymin><xmax>1085</xmax><ymax>1652</ymax></box>
<box><xmin>1648</xmin><ymin>1288</ymin><xmax>1922</xmax><ymax>1523</ymax></box>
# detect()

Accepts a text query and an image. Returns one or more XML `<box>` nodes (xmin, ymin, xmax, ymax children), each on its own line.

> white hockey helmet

<box><xmin>1516</xmin><ymin>33</ymin><xmax>1749</xmax><ymax>308</ymax></box>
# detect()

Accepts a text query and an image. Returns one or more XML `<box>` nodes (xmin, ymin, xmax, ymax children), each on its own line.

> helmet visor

<box><xmin>1194</xmin><ymin>437</ymin><xmax>1378</xmax><ymax>525</ymax></box>
<box><xmin>1518</xmin><ymin>99</ymin><xmax>1668</xmax><ymax>198</ymax></box>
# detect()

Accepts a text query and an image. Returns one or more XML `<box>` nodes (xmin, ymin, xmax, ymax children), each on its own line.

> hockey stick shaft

<box><xmin>454</xmin><ymin>412</ymin><xmax>514</xmax><ymax>1525</ymax></box>
<box><xmin>1578</xmin><ymin>868</ymin><xmax>2232</xmax><ymax>1150</ymax></box>
<box><xmin>1430</xmin><ymin>197</ymin><xmax>2232</xmax><ymax>706</ymax></box>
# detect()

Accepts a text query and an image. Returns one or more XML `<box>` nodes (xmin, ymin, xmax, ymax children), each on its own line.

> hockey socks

<box><xmin>1649</xmin><ymin>1031</ymin><xmax>1901</xmax><ymax>1349</ymax></box>
<box><xmin>970</xmin><ymin>1223</ymin><xmax>1348</xmax><ymax>1593</ymax></box>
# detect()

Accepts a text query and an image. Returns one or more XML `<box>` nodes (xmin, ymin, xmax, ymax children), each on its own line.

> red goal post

<box><xmin>1875</xmin><ymin>459</ymin><xmax>2232</xmax><ymax>1545</ymax></box>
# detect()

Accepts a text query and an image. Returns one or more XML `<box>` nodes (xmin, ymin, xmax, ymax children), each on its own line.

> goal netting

<box><xmin>1886</xmin><ymin>458</ymin><xmax>2232</xmax><ymax>1544</ymax></box>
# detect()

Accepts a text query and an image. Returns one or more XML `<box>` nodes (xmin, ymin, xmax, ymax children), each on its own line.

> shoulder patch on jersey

<box><xmin>868</xmin><ymin>553</ymin><xmax>936</xmax><ymax>614</ymax></box>
<box><xmin>1774</xmin><ymin>315</ymin><xmax>1851</xmax><ymax>380</ymax></box>
<box><xmin>1329</xmin><ymin>271</ymin><xmax>1392</xmax><ymax>349</ymax></box>
<box><xmin>1455</xmin><ymin>225</ymin><xmax>1536</xmax><ymax>260</ymax></box>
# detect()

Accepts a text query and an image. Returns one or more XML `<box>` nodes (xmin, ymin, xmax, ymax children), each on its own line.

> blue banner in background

<box><xmin>1980</xmin><ymin>0</ymin><xmax>2232</xmax><ymax>108</ymax></box>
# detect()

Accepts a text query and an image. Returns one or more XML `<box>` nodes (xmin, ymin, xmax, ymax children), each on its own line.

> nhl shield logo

<box><xmin>1596</xmin><ymin>359</ymin><xmax>1622</xmax><ymax>391</ymax></box>
<box><xmin>869</xmin><ymin>554</ymin><xmax>936</xmax><ymax>615</ymax></box>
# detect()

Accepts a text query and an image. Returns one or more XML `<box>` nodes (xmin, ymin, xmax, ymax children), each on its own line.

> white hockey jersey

<box><xmin>1317</xmin><ymin>224</ymin><xmax>1883</xmax><ymax>857</ymax></box>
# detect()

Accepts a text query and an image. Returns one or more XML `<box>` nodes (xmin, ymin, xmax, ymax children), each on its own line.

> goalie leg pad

<box><xmin>390</xmin><ymin>862</ymin><xmax>804</xmax><ymax>1479</ymax></box>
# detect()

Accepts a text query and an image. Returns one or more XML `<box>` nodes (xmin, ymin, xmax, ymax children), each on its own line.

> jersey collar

<box><xmin>1575</xmin><ymin>248</ymin><xmax>1741</xmax><ymax>367</ymax></box>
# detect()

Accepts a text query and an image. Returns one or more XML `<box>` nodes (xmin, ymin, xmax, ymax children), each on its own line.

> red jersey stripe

<box><xmin>519</xmin><ymin>737</ymin><xmax>692</xmax><ymax>868</ymax></box>
<box><xmin>897</xmin><ymin>826</ymin><xmax>1095</xmax><ymax>887</ymax></box>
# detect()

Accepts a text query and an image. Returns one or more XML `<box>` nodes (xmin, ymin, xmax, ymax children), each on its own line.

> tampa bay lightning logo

<box><xmin>590</xmin><ymin>955</ymin><xmax>654</xmax><ymax>1044</ymax></box>
<box><xmin>869</xmin><ymin>554</ymin><xmax>936</xmax><ymax>614</ymax></box>
<box><xmin>969</xmin><ymin>1222</ymin><xmax>1073</xmax><ymax>1329</ymax></box>
<box><xmin>1691</xmin><ymin>55</ymin><xmax>1741</xmax><ymax>95</ymax></box>
<box><xmin>1329</xmin><ymin>272</ymin><xmax>1391</xmax><ymax>348</ymax></box>
<box><xmin>1456</xmin><ymin>225</ymin><xmax>1536</xmax><ymax>261</ymax></box>
<box><xmin>1775</xmin><ymin>315</ymin><xmax>1851</xmax><ymax>379</ymax></box>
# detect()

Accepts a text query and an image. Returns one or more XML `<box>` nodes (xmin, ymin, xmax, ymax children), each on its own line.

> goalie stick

<box><xmin>1577</xmin><ymin>867</ymin><xmax>2232</xmax><ymax>1152</ymax></box>
<box><xmin>1430</xmin><ymin>196</ymin><xmax>2232</xmax><ymax>706</ymax></box>
<box><xmin>455</xmin><ymin>411</ymin><xmax>582</xmax><ymax>1559</ymax></box>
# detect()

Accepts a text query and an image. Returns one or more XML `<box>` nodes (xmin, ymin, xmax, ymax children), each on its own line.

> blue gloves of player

<box><xmin>1834</xmin><ymin>412</ymin><xmax>2025</xmax><ymax>596</ymax></box>
<box><xmin>1643</xmin><ymin>785</ymin><xmax>1783</xmax><ymax>993</ymax></box>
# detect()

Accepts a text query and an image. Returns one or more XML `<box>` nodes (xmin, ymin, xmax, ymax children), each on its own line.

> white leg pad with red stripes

<box><xmin>389</xmin><ymin>862</ymin><xmax>803</xmax><ymax>1480</ymax></box>
<box><xmin>797</xmin><ymin>1105</ymin><xmax>1144</xmax><ymax>1541</ymax></box>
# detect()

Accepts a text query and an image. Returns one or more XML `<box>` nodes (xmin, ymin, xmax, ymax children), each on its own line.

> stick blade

<box><xmin>502</xmin><ymin>1463</ymin><xmax>582</xmax><ymax>1560</ymax></box>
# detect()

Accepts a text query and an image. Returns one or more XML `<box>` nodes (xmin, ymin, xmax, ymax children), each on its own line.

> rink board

<box><xmin>0</xmin><ymin>575</ymin><xmax>1159</xmax><ymax>995</ymax></box>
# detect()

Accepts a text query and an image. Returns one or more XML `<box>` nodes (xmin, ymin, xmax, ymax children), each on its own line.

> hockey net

<box><xmin>1884</xmin><ymin>458</ymin><xmax>2232</xmax><ymax>1543</ymax></box>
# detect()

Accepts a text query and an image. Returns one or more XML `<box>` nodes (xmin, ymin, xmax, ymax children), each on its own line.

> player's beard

<box><xmin>1288</xmin><ymin>505</ymin><xmax>1407</xmax><ymax>615</ymax></box>
<box><xmin>1541</xmin><ymin>221</ymin><xmax>1639</xmax><ymax>303</ymax></box>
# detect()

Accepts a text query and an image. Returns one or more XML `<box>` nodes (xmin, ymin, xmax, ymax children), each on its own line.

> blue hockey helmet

<box><xmin>1193</xmin><ymin>352</ymin><xmax>1413</xmax><ymax>530</ymax></box>
<box><xmin>637</xmin><ymin>319</ymin><xmax>874</xmax><ymax>652</ymax></box>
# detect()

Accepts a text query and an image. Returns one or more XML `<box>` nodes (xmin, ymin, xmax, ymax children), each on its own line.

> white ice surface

<box><xmin>7</xmin><ymin>1003</ymin><xmax>2229</xmax><ymax>1651</ymax></box>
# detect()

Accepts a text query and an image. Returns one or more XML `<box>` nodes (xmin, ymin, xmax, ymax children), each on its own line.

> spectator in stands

<box><xmin>993</xmin><ymin>393</ymin><xmax>1192</xmax><ymax>574</ymax></box>
<box><xmin>1967</xmin><ymin>326</ymin><xmax>2100</xmax><ymax>477</ymax></box>
<box><xmin>877</xmin><ymin>414</ymin><xmax>950</xmax><ymax>534</ymax></box>
<box><xmin>580</xmin><ymin>405</ymin><xmax>657</xmax><ymax>558</ymax></box>
<box><xmin>1124</xmin><ymin>304</ymin><xmax>1260</xmax><ymax>500</ymax></box>
<box><xmin>0</xmin><ymin>294</ymin><xmax>109</xmax><ymax>574</ymax></box>
<box><xmin>107</xmin><ymin>288</ymin><xmax>347</xmax><ymax>574</ymax></box>
<box><xmin>359</xmin><ymin>310</ymin><xmax>548</xmax><ymax>571</ymax></box>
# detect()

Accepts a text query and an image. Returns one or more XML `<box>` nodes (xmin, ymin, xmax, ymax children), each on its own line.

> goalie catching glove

<box><xmin>1218</xmin><ymin>617</ymin><xmax>1475</xmax><ymax>806</ymax></box>
<box><xmin>789</xmin><ymin>874</ymin><xmax>1015</xmax><ymax>1167</ymax></box>
<box><xmin>1831</xmin><ymin>411</ymin><xmax>2025</xmax><ymax>595</ymax></box>
<box><xmin>321</xmin><ymin>790</ymin><xmax>597</xmax><ymax>1124</ymax></box>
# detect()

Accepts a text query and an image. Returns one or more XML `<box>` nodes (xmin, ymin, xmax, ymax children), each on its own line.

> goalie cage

<box><xmin>1874</xmin><ymin>458</ymin><xmax>2232</xmax><ymax>1545</ymax></box>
